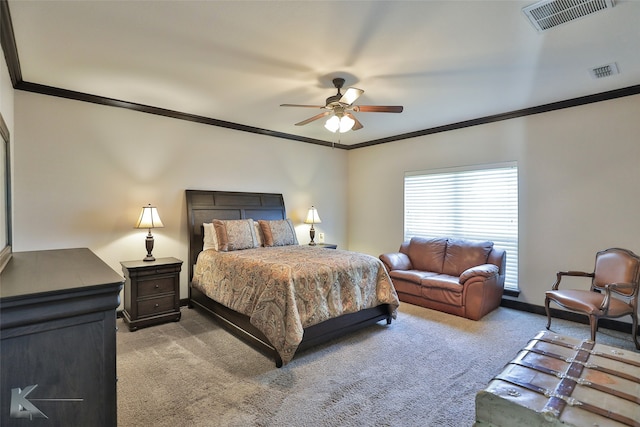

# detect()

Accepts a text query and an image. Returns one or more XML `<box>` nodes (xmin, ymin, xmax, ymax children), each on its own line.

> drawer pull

<box><xmin>155</xmin><ymin>284</ymin><xmax>159</xmax><ymax>288</ymax></box>
<box><xmin>155</xmin><ymin>303</ymin><xmax>159</xmax><ymax>308</ymax></box>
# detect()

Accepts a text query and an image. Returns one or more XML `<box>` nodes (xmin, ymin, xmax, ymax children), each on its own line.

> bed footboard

<box><xmin>189</xmin><ymin>284</ymin><xmax>392</xmax><ymax>368</ymax></box>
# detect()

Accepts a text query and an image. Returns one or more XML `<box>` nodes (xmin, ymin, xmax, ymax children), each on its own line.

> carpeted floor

<box><xmin>116</xmin><ymin>303</ymin><xmax>637</xmax><ymax>427</ymax></box>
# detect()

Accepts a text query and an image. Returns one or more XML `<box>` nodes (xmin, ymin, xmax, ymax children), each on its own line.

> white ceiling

<box><xmin>7</xmin><ymin>0</ymin><xmax>640</xmax><ymax>146</ymax></box>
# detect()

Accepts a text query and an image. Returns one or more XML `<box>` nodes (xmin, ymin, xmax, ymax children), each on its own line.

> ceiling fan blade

<box><xmin>353</xmin><ymin>105</ymin><xmax>403</xmax><ymax>113</ymax></box>
<box><xmin>346</xmin><ymin>113</ymin><xmax>363</xmax><ymax>131</ymax></box>
<box><xmin>280</xmin><ymin>104</ymin><xmax>326</xmax><ymax>109</ymax></box>
<box><xmin>295</xmin><ymin>111</ymin><xmax>331</xmax><ymax>126</ymax></box>
<box><xmin>339</xmin><ymin>87</ymin><xmax>364</xmax><ymax>105</ymax></box>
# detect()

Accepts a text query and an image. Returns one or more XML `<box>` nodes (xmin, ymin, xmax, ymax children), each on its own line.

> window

<box><xmin>404</xmin><ymin>163</ymin><xmax>518</xmax><ymax>291</ymax></box>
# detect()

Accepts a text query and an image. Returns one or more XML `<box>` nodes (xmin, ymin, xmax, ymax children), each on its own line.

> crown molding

<box><xmin>346</xmin><ymin>84</ymin><xmax>640</xmax><ymax>150</ymax></box>
<box><xmin>0</xmin><ymin>0</ymin><xmax>21</xmax><ymax>86</ymax></box>
<box><xmin>2</xmin><ymin>0</ymin><xmax>639</xmax><ymax>151</ymax></box>
<box><xmin>15</xmin><ymin>81</ymin><xmax>342</xmax><ymax>149</ymax></box>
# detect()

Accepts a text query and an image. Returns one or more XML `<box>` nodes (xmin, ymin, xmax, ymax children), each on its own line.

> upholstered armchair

<box><xmin>545</xmin><ymin>247</ymin><xmax>640</xmax><ymax>350</ymax></box>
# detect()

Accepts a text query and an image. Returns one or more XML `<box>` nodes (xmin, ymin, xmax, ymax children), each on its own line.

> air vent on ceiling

<box><xmin>590</xmin><ymin>62</ymin><xmax>619</xmax><ymax>79</ymax></box>
<box><xmin>523</xmin><ymin>0</ymin><xmax>615</xmax><ymax>32</ymax></box>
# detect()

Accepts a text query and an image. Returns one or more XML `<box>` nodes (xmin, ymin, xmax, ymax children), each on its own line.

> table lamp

<box><xmin>134</xmin><ymin>204</ymin><xmax>164</xmax><ymax>261</ymax></box>
<box><xmin>304</xmin><ymin>206</ymin><xmax>322</xmax><ymax>246</ymax></box>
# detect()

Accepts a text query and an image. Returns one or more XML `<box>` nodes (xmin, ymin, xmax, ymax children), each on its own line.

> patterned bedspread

<box><xmin>191</xmin><ymin>245</ymin><xmax>399</xmax><ymax>364</ymax></box>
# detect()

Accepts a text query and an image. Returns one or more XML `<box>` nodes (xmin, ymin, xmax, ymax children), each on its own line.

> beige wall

<box><xmin>348</xmin><ymin>94</ymin><xmax>640</xmax><ymax>312</ymax></box>
<box><xmin>13</xmin><ymin>91</ymin><xmax>349</xmax><ymax>299</ymax></box>
<box><xmin>8</xmin><ymin>51</ymin><xmax>640</xmax><ymax>316</ymax></box>
<box><xmin>1</xmin><ymin>56</ymin><xmax>13</xmax><ymax>133</ymax></box>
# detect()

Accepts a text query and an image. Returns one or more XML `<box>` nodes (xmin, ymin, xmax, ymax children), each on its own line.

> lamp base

<box><xmin>309</xmin><ymin>225</ymin><xmax>316</xmax><ymax>246</ymax></box>
<box><xmin>143</xmin><ymin>231</ymin><xmax>156</xmax><ymax>262</ymax></box>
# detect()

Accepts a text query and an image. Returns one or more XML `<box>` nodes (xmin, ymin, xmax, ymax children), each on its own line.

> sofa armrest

<box><xmin>459</xmin><ymin>264</ymin><xmax>499</xmax><ymax>285</ymax></box>
<box><xmin>379</xmin><ymin>252</ymin><xmax>413</xmax><ymax>272</ymax></box>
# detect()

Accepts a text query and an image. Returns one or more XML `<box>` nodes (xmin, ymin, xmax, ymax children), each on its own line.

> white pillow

<box><xmin>203</xmin><ymin>223</ymin><xmax>219</xmax><ymax>251</ymax></box>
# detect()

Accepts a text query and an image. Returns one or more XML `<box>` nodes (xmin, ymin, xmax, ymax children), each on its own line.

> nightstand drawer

<box><xmin>131</xmin><ymin>265</ymin><xmax>180</xmax><ymax>278</ymax></box>
<box><xmin>138</xmin><ymin>295</ymin><xmax>175</xmax><ymax>317</ymax></box>
<box><xmin>138</xmin><ymin>276</ymin><xmax>175</xmax><ymax>297</ymax></box>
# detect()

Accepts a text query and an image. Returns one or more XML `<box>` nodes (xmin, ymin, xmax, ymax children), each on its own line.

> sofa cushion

<box><xmin>443</xmin><ymin>238</ymin><xmax>493</xmax><ymax>277</ymax></box>
<box><xmin>421</xmin><ymin>275</ymin><xmax>463</xmax><ymax>292</ymax></box>
<box><xmin>408</xmin><ymin>237</ymin><xmax>447</xmax><ymax>273</ymax></box>
<box><xmin>390</xmin><ymin>269</ymin><xmax>439</xmax><ymax>285</ymax></box>
<box><xmin>421</xmin><ymin>274</ymin><xmax>464</xmax><ymax>306</ymax></box>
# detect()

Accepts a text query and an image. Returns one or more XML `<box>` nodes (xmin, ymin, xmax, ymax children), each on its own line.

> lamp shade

<box><xmin>134</xmin><ymin>205</ymin><xmax>164</xmax><ymax>229</ymax></box>
<box><xmin>304</xmin><ymin>207</ymin><xmax>322</xmax><ymax>224</ymax></box>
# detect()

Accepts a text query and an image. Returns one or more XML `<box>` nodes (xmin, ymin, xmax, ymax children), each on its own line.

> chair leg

<box><xmin>545</xmin><ymin>297</ymin><xmax>552</xmax><ymax>330</ymax></box>
<box><xmin>632</xmin><ymin>312</ymin><xmax>640</xmax><ymax>350</ymax></box>
<box><xmin>588</xmin><ymin>315</ymin><xmax>598</xmax><ymax>343</ymax></box>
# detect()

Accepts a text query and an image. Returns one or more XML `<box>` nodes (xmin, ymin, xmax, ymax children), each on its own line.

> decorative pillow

<box><xmin>258</xmin><ymin>219</ymin><xmax>299</xmax><ymax>247</ymax></box>
<box><xmin>203</xmin><ymin>223</ymin><xmax>218</xmax><ymax>251</ymax></box>
<box><xmin>213</xmin><ymin>219</ymin><xmax>259</xmax><ymax>252</ymax></box>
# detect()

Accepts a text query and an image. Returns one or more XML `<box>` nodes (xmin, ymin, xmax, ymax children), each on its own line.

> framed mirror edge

<box><xmin>0</xmin><ymin>112</ymin><xmax>12</xmax><ymax>273</ymax></box>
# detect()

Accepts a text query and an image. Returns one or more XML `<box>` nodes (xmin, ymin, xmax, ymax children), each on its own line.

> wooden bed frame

<box><xmin>185</xmin><ymin>189</ymin><xmax>392</xmax><ymax>367</ymax></box>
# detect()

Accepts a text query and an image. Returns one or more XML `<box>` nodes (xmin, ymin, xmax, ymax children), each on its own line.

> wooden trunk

<box><xmin>476</xmin><ymin>331</ymin><xmax>640</xmax><ymax>427</ymax></box>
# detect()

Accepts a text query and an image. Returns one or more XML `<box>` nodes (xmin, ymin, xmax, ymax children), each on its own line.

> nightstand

<box><xmin>316</xmin><ymin>243</ymin><xmax>337</xmax><ymax>249</ymax></box>
<box><xmin>121</xmin><ymin>257</ymin><xmax>182</xmax><ymax>331</ymax></box>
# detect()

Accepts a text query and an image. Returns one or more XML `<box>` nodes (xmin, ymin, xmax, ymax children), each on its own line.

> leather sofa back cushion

<box><xmin>408</xmin><ymin>237</ymin><xmax>447</xmax><ymax>273</ymax></box>
<box><xmin>443</xmin><ymin>238</ymin><xmax>494</xmax><ymax>277</ymax></box>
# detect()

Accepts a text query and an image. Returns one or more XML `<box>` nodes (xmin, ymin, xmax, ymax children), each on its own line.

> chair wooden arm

<box><xmin>606</xmin><ymin>282</ymin><xmax>635</xmax><ymax>291</ymax></box>
<box><xmin>551</xmin><ymin>271</ymin><xmax>594</xmax><ymax>290</ymax></box>
<box><xmin>600</xmin><ymin>282</ymin><xmax>636</xmax><ymax>311</ymax></box>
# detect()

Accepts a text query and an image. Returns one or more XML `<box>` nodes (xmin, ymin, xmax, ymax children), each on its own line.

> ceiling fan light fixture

<box><xmin>282</xmin><ymin>77</ymin><xmax>403</xmax><ymax>132</ymax></box>
<box><xmin>324</xmin><ymin>115</ymin><xmax>355</xmax><ymax>133</ymax></box>
<box><xmin>324</xmin><ymin>115</ymin><xmax>340</xmax><ymax>132</ymax></box>
<box><xmin>339</xmin><ymin>115</ymin><xmax>355</xmax><ymax>133</ymax></box>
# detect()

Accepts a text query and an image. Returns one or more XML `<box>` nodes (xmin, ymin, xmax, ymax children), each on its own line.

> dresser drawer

<box><xmin>138</xmin><ymin>276</ymin><xmax>175</xmax><ymax>297</ymax></box>
<box><xmin>137</xmin><ymin>295</ymin><xmax>176</xmax><ymax>317</ymax></box>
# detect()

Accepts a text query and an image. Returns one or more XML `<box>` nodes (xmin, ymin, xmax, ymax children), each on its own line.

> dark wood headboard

<box><xmin>185</xmin><ymin>190</ymin><xmax>287</xmax><ymax>281</ymax></box>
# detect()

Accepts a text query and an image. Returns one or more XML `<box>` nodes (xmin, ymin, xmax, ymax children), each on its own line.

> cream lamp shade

<box><xmin>304</xmin><ymin>206</ymin><xmax>321</xmax><ymax>245</ymax></box>
<box><xmin>134</xmin><ymin>204</ymin><xmax>164</xmax><ymax>261</ymax></box>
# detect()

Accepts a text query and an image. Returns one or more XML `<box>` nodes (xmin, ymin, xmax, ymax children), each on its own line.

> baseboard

<box><xmin>500</xmin><ymin>298</ymin><xmax>636</xmax><ymax>336</ymax></box>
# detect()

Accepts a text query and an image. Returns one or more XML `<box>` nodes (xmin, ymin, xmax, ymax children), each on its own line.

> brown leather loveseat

<box><xmin>380</xmin><ymin>237</ymin><xmax>506</xmax><ymax>320</ymax></box>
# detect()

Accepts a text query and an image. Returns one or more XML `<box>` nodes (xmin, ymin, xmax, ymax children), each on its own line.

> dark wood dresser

<box><xmin>120</xmin><ymin>257</ymin><xmax>182</xmax><ymax>331</ymax></box>
<box><xmin>0</xmin><ymin>248</ymin><xmax>123</xmax><ymax>426</ymax></box>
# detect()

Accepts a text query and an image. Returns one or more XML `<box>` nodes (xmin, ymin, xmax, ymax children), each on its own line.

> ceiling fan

<box><xmin>280</xmin><ymin>78</ymin><xmax>403</xmax><ymax>133</ymax></box>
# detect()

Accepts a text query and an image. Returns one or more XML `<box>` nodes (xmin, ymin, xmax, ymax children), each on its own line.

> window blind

<box><xmin>404</xmin><ymin>163</ymin><xmax>518</xmax><ymax>290</ymax></box>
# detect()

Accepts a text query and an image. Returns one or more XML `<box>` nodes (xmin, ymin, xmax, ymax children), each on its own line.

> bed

<box><xmin>186</xmin><ymin>190</ymin><xmax>399</xmax><ymax>367</ymax></box>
